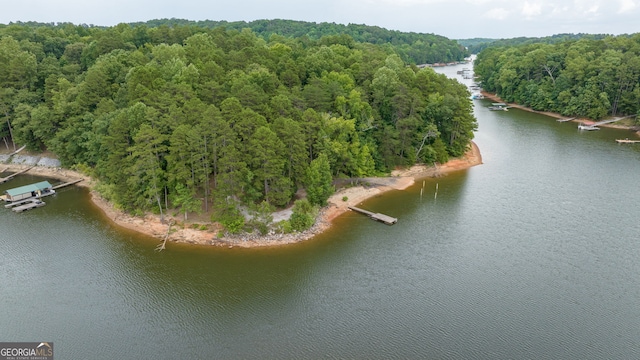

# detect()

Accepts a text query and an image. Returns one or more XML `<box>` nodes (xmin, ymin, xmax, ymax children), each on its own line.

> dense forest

<box><xmin>135</xmin><ymin>18</ymin><xmax>470</xmax><ymax>65</ymax></box>
<box><xmin>474</xmin><ymin>34</ymin><xmax>640</xmax><ymax>120</ymax></box>
<box><xmin>0</xmin><ymin>21</ymin><xmax>477</xmax><ymax>233</ymax></box>
<box><xmin>460</xmin><ymin>33</ymin><xmax>609</xmax><ymax>54</ymax></box>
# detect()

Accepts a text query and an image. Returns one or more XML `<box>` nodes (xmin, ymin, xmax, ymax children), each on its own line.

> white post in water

<box><xmin>434</xmin><ymin>183</ymin><xmax>439</xmax><ymax>200</ymax></box>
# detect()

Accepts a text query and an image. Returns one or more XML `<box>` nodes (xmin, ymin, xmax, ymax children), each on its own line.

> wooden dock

<box><xmin>52</xmin><ymin>178</ymin><xmax>83</xmax><ymax>190</ymax></box>
<box><xmin>348</xmin><ymin>206</ymin><xmax>397</xmax><ymax>225</ymax></box>
<box><xmin>0</xmin><ymin>166</ymin><xmax>34</xmax><ymax>184</ymax></box>
<box><xmin>12</xmin><ymin>199</ymin><xmax>46</xmax><ymax>212</ymax></box>
<box><xmin>593</xmin><ymin>115</ymin><xmax>636</xmax><ymax>126</ymax></box>
<box><xmin>616</xmin><ymin>139</ymin><xmax>640</xmax><ymax>144</ymax></box>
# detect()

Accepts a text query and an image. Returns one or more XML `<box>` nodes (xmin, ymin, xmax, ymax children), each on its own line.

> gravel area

<box><xmin>37</xmin><ymin>157</ymin><xmax>62</xmax><ymax>167</ymax></box>
<box><xmin>2</xmin><ymin>155</ymin><xmax>61</xmax><ymax>168</ymax></box>
<box><xmin>11</xmin><ymin>155</ymin><xmax>41</xmax><ymax>165</ymax></box>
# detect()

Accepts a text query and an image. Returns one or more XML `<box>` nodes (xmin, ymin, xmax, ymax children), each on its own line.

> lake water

<box><xmin>1</xmin><ymin>63</ymin><xmax>640</xmax><ymax>359</ymax></box>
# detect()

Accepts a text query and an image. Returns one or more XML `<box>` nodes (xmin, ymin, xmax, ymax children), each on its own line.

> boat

<box><xmin>578</xmin><ymin>123</ymin><xmax>600</xmax><ymax>131</ymax></box>
<box><xmin>488</xmin><ymin>102</ymin><xmax>508</xmax><ymax>111</ymax></box>
<box><xmin>471</xmin><ymin>93</ymin><xmax>485</xmax><ymax>100</ymax></box>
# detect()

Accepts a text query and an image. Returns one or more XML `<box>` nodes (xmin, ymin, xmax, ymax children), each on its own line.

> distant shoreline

<box><xmin>0</xmin><ymin>143</ymin><xmax>482</xmax><ymax>248</ymax></box>
<box><xmin>481</xmin><ymin>91</ymin><xmax>640</xmax><ymax>134</ymax></box>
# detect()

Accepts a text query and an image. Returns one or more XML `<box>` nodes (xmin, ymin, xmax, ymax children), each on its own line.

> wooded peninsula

<box><xmin>3</xmin><ymin>19</ymin><xmax>640</xmax><ymax>244</ymax></box>
<box><xmin>0</xmin><ymin>20</ymin><xmax>477</xmax><ymax>239</ymax></box>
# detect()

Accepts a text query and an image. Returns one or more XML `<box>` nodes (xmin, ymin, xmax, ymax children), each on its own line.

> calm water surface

<box><xmin>2</xmin><ymin>64</ymin><xmax>640</xmax><ymax>359</ymax></box>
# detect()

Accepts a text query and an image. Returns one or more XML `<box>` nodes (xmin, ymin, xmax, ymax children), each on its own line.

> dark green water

<box><xmin>2</xmin><ymin>64</ymin><xmax>640</xmax><ymax>358</ymax></box>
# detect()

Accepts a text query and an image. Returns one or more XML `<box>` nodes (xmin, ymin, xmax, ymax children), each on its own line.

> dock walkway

<box><xmin>593</xmin><ymin>115</ymin><xmax>636</xmax><ymax>126</ymax></box>
<box><xmin>5</xmin><ymin>197</ymin><xmax>37</xmax><ymax>208</ymax></box>
<box><xmin>348</xmin><ymin>206</ymin><xmax>398</xmax><ymax>225</ymax></box>
<box><xmin>12</xmin><ymin>200</ymin><xmax>45</xmax><ymax>212</ymax></box>
<box><xmin>0</xmin><ymin>166</ymin><xmax>34</xmax><ymax>184</ymax></box>
<box><xmin>52</xmin><ymin>178</ymin><xmax>83</xmax><ymax>190</ymax></box>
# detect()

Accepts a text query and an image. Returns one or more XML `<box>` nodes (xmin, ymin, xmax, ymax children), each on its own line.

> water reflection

<box><xmin>3</xmin><ymin>63</ymin><xmax>640</xmax><ymax>358</ymax></box>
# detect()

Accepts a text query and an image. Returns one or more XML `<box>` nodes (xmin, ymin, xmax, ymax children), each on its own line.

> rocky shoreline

<box><xmin>0</xmin><ymin>142</ymin><xmax>482</xmax><ymax>248</ymax></box>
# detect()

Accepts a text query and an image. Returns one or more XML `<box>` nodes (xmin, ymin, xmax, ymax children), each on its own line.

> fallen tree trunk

<box><xmin>155</xmin><ymin>221</ymin><xmax>174</xmax><ymax>252</ymax></box>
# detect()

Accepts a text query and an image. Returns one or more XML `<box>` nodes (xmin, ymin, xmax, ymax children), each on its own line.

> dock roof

<box><xmin>6</xmin><ymin>181</ymin><xmax>53</xmax><ymax>196</ymax></box>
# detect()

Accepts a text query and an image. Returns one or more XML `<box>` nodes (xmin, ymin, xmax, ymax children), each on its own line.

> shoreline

<box><xmin>481</xmin><ymin>91</ymin><xmax>640</xmax><ymax>134</ymax></box>
<box><xmin>0</xmin><ymin>143</ymin><xmax>482</xmax><ymax>248</ymax></box>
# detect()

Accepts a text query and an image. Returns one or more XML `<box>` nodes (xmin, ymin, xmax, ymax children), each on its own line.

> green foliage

<box><xmin>475</xmin><ymin>35</ymin><xmax>640</xmax><ymax>119</ymax></box>
<box><xmin>213</xmin><ymin>198</ymin><xmax>245</xmax><ymax>234</ymax></box>
<box><xmin>305</xmin><ymin>153</ymin><xmax>334</xmax><ymax>206</ymax></box>
<box><xmin>0</xmin><ymin>21</ymin><xmax>478</xmax><ymax>223</ymax></box>
<box><xmin>247</xmin><ymin>200</ymin><xmax>275</xmax><ymax>235</ymax></box>
<box><xmin>274</xmin><ymin>220</ymin><xmax>293</xmax><ymax>234</ymax></box>
<box><xmin>460</xmin><ymin>33</ymin><xmax>610</xmax><ymax>54</ymax></box>
<box><xmin>289</xmin><ymin>199</ymin><xmax>317</xmax><ymax>232</ymax></box>
<box><xmin>94</xmin><ymin>181</ymin><xmax>117</xmax><ymax>204</ymax></box>
<box><xmin>171</xmin><ymin>183</ymin><xmax>202</xmax><ymax>221</ymax></box>
<box><xmin>135</xmin><ymin>18</ymin><xmax>469</xmax><ymax>64</ymax></box>
<box><xmin>432</xmin><ymin>137</ymin><xmax>449</xmax><ymax>164</ymax></box>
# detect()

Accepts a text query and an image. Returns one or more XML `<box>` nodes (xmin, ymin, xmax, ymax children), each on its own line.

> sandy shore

<box><xmin>1</xmin><ymin>142</ymin><xmax>482</xmax><ymax>248</ymax></box>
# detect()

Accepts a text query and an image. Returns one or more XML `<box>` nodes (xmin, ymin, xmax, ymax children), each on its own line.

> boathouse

<box><xmin>4</xmin><ymin>181</ymin><xmax>53</xmax><ymax>202</ymax></box>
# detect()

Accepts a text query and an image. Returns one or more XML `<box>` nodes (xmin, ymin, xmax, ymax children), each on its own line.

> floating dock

<box><xmin>12</xmin><ymin>199</ymin><xmax>46</xmax><ymax>212</ymax></box>
<box><xmin>616</xmin><ymin>139</ymin><xmax>640</xmax><ymax>144</ymax></box>
<box><xmin>348</xmin><ymin>206</ymin><xmax>398</xmax><ymax>225</ymax></box>
<box><xmin>6</xmin><ymin>197</ymin><xmax>43</xmax><ymax>208</ymax></box>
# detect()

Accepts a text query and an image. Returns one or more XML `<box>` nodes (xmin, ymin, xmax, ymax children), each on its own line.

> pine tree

<box><xmin>305</xmin><ymin>153</ymin><xmax>334</xmax><ymax>206</ymax></box>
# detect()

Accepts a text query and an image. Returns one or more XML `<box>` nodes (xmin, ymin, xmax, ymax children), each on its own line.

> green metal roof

<box><xmin>6</xmin><ymin>181</ymin><xmax>52</xmax><ymax>196</ymax></box>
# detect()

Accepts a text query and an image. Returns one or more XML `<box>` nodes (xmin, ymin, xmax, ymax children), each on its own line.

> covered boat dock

<box><xmin>3</xmin><ymin>181</ymin><xmax>55</xmax><ymax>202</ymax></box>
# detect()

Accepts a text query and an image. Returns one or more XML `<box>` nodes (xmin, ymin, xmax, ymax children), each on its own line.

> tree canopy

<box><xmin>474</xmin><ymin>34</ymin><xmax>640</xmax><ymax>120</ymax></box>
<box><xmin>0</xmin><ymin>20</ymin><xmax>477</xmax><ymax>233</ymax></box>
<box><xmin>459</xmin><ymin>33</ymin><xmax>610</xmax><ymax>54</ymax></box>
<box><xmin>133</xmin><ymin>18</ymin><xmax>470</xmax><ymax>65</ymax></box>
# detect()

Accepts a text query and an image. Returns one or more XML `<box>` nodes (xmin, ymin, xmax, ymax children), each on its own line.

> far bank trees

<box><xmin>474</xmin><ymin>35</ymin><xmax>640</xmax><ymax>120</ymax></box>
